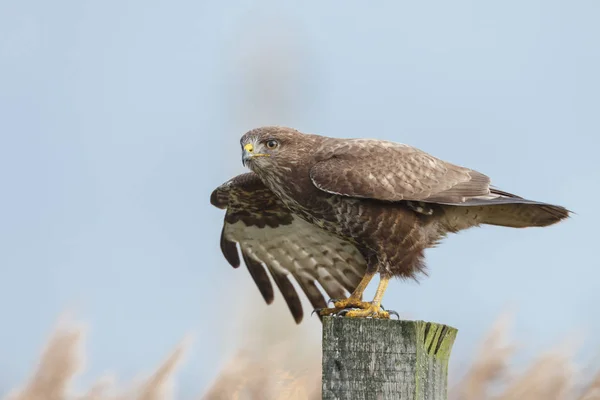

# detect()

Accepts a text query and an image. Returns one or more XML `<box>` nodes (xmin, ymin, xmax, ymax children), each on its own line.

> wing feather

<box><xmin>210</xmin><ymin>172</ymin><xmax>367</xmax><ymax>323</ymax></box>
<box><xmin>291</xmin><ymin>273</ymin><xmax>327</xmax><ymax>320</ymax></box>
<box><xmin>241</xmin><ymin>252</ymin><xmax>274</xmax><ymax>305</ymax></box>
<box><xmin>262</xmin><ymin>259</ymin><xmax>304</xmax><ymax>324</ymax></box>
<box><xmin>220</xmin><ymin>227</ymin><xmax>240</xmax><ymax>268</ymax></box>
<box><xmin>310</xmin><ymin>139</ymin><xmax>491</xmax><ymax>203</ymax></box>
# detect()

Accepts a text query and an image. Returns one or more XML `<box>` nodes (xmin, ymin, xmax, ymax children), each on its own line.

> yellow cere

<box><xmin>244</xmin><ymin>143</ymin><xmax>254</xmax><ymax>152</ymax></box>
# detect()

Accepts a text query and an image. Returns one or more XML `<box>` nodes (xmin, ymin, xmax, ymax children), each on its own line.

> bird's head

<box><xmin>240</xmin><ymin>126</ymin><xmax>317</xmax><ymax>172</ymax></box>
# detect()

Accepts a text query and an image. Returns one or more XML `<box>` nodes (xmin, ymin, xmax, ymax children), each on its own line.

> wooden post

<box><xmin>322</xmin><ymin>317</ymin><xmax>457</xmax><ymax>400</ymax></box>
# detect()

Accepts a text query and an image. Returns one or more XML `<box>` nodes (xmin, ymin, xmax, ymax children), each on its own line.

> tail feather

<box><xmin>479</xmin><ymin>202</ymin><xmax>570</xmax><ymax>228</ymax></box>
<box><xmin>438</xmin><ymin>188</ymin><xmax>571</xmax><ymax>228</ymax></box>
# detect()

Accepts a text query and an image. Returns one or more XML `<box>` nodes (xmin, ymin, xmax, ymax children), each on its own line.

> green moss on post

<box><xmin>322</xmin><ymin>317</ymin><xmax>457</xmax><ymax>400</ymax></box>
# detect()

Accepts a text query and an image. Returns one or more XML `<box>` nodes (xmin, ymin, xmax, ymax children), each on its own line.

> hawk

<box><xmin>210</xmin><ymin>126</ymin><xmax>569</xmax><ymax>322</ymax></box>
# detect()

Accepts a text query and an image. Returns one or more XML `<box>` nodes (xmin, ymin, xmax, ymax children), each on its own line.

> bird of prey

<box><xmin>210</xmin><ymin>126</ymin><xmax>569</xmax><ymax>323</ymax></box>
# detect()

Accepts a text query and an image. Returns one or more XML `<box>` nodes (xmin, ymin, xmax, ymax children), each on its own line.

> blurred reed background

<box><xmin>0</xmin><ymin>1</ymin><xmax>598</xmax><ymax>399</ymax></box>
<box><xmin>5</xmin><ymin>311</ymin><xmax>600</xmax><ymax>399</ymax></box>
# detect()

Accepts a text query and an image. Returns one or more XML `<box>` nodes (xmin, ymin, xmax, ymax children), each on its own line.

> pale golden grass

<box><xmin>5</xmin><ymin>316</ymin><xmax>85</xmax><ymax>400</ymax></box>
<box><xmin>450</xmin><ymin>312</ymin><xmax>599</xmax><ymax>400</ymax></box>
<box><xmin>202</xmin><ymin>294</ymin><xmax>322</xmax><ymax>400</ymax></box>
<box><xmin>450</xmin><ymin>313</ymin><xmax>516</xmax><ymax>400</ymax></box>
<box><xmin>4</xmin><ymin>308</ymin><xmax>600</xmax><ymax>399</ymax></box>
<box><xmin>201</xmin><ymin>349</ymin><xmax>319</xmax><ymax>400</ymax></box>
<box><xmin>3</xmin><ymin>315</ymin><xmax>189</xmax><ymax>400</ymax></box>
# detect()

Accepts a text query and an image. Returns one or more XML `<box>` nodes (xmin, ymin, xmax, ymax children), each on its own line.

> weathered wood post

<box><xmin>322</xmin><ymin>317</ymin><xmax>457</xmax><ymax>400</ymax></box>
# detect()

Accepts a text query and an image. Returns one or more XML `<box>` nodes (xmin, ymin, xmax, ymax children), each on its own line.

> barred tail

<box><xmin>479</xmin><ymin>201</ymin><xmax>570</xmax><ymax>228</ymax></box>
<box><xmin>438</xmin><ymin>188</ymin><xmax>571</xmax><ymax>228</ymax></box>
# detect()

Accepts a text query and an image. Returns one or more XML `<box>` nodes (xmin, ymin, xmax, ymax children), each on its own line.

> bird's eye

<box><xmin>265</xmin><ymin>139</ymin><xmax>279</xmax><ymax>149</ymax></box>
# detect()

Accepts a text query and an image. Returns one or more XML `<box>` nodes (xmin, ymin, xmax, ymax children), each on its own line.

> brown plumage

<box><xmin>210</xmin><ymin>126</ymin><xmax>570</xmax><ymax>323</ymax></box>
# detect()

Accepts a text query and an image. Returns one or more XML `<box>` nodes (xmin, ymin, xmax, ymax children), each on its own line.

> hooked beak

<box><xmin>242</xmin><ymin>143</ymin><xmax>270</xmax><ymax>166</ymax></box>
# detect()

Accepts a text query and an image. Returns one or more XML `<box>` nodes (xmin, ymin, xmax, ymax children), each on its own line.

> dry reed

<box><xmin>3</xmin><ymin>315</ymin><xmax>188</xmax><ymax>400</ymax></box>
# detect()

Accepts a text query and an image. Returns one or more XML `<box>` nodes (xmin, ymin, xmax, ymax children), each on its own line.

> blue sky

<box><xmin>1</xmin><ymin>0</ymin><xmax>598</xmax><ymax>396</ymax></box>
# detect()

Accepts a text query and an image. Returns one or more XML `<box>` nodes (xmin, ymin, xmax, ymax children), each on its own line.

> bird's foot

<box><xmin>315</xmin><ymin>298</ymin><xmax>371</xmax><ymax>317</ymax></box>
<box><xmin>340</xmin><ymin>303</ymin><xmax>399</xmax><ymax>319</ymax></box>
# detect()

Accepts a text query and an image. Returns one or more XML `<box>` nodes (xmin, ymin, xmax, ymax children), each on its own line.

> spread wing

<box><xmin>310</xmin><ymin>139</ymin><xmax>491</xmax><ymax>204</ymax></box>
<box><xmin>210</xmin><ymin>172</ymin><xmax>367</xmax><ymax>323</ymax></box>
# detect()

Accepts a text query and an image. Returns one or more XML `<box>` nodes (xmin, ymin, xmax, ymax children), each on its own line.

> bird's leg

<box><xmin>317</xmin><ymin>271</ymin><xmax>375</xmax><ymax>316</ymax></box>
<box><xmin>344</xmin><ymin>275</ymin><xmax>393</xmax><ymax>319</ymax></box>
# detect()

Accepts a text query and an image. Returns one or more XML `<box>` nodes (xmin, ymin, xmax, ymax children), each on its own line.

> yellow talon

<box><xmin>316</xmin><ymin>274</ymin><xmax>396</xmax><ymax>319</ymax></box>
<box><xmin>318</xmin><ymin>298</ymin><xmax>371</xmax><ymax>316</ymax></box>
<box><xmin>344</xmin><ymin>304</ymin><xmax>390</xmax><ymax>319</ymax></box>
<box><xmin>318</xmin><ymin>271</ymin><xmax>376</xmax><ymax>316</ymax></box>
